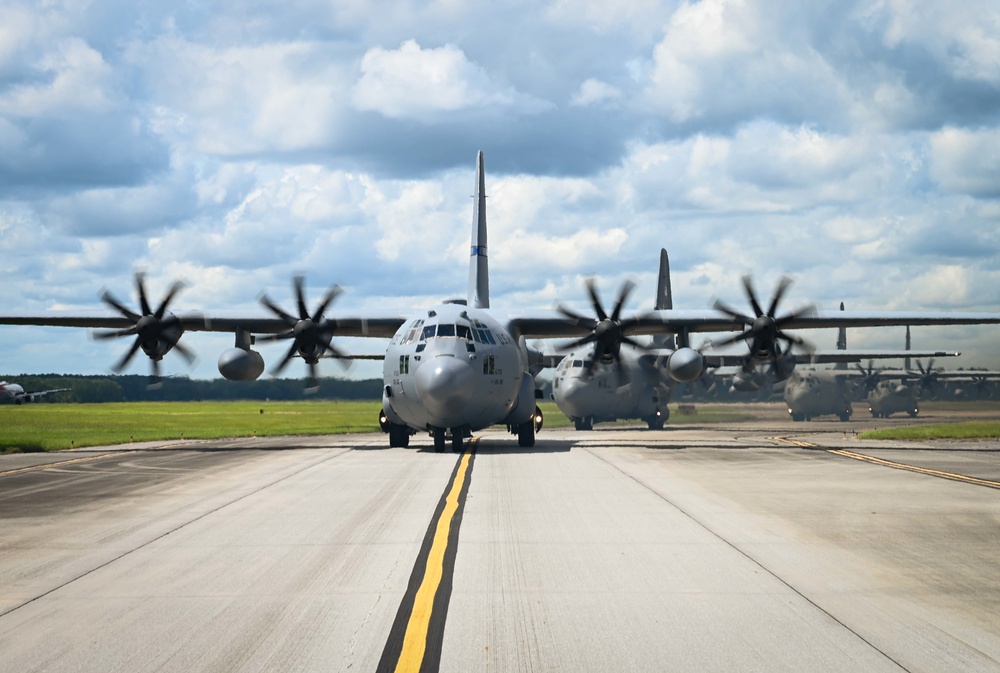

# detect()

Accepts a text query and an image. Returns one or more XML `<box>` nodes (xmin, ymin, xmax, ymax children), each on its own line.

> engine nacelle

<box><xmin>218</xmin><ymin>348</ymin><xmax>265</xmax><ymax>381</ymax></box>
<box><xmin>666</xmin><ymin>347</ymin><xmax>704</xmax><ymax>383</ymax></box>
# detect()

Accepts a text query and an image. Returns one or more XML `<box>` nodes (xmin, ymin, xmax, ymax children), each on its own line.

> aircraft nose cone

<box><xmin>557</xmin><ymin>378</ymin><xmax>588</xmax><ymax>416</ymax></box>
<box><xmin>415</xmin><ymin>356</ymin><xmax>477</xmax><ymax>425</ymax></box>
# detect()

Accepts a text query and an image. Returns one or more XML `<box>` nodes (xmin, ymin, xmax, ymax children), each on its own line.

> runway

<box><xmin>1</xmin><ymin>411</ymin><xmax>999</xmax><ymax>672</ymax></box>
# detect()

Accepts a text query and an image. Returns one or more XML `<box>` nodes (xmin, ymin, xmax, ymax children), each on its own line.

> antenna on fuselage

<box><xmin>468</xmin><ymin>150</ymin><xmax>490</xmax><ymax>309</ymax></box>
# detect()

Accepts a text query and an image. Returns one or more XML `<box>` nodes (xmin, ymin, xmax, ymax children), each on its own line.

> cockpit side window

<box><xmin>421</xmin><ymin>325</ymin><xmax>436</xmax><ymax>341</ymax></box>
<box><xmin>456</xmin><ymin>325</ymin><xmax>471</xmax><ymax>340</ymax></box>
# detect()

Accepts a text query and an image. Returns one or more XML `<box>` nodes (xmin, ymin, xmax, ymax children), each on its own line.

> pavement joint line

<box><xmin>827</xmin><ymin>448</ymin><xmax>1000</xmax><ymax>489</ymax></box>
<box><xmin>0</xmin><ymin>446</ymin><xmax>352</xmax><ymax>619</ymax></box>
<box><xmin>581</xmin><ymin>445</ymin><xmax>913</xmax><ymax>673</ymax></box>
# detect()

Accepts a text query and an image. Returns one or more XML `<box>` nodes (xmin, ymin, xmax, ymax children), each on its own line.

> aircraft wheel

<box><xmin>647</xmin><ymin>416</ymin><xmax>665</xmax><ymax>430</ymax></box>
<box><xmin>518</xmin><ymin>419</ymin><xmax>535</xmax><ymax>447</ymax></box>
<box><xmin>433</xmin><ymin>427</ymin><xmax>446</xmax><ymax>453</ymax></box>
<box><xmin>451</xmin><ymin>429</ymin><xmax>463</xmax><ymax>453</ymax></box>
<box><xmin>908</xmin><ymin>408</ymin><xmax>919</xmax><ymax>417</ymax></box>
<box><xmin>791</xmin><ymin>413</ymin><xmax>803</xmax><ymax>422</ymax></box>
<box><xmin>574</xmin><ymin>418</ymin><xmax>592</xmax><ymax>431</ymax></box>
<box><xmin>388</xmin><ymin>424</ymin><xmax>410</xmax><ymax>448</ymax></box>
<box><xmin>838</xmin><ymin>411</ymin><xmax>850</xmax><ymax>422</ymax></box>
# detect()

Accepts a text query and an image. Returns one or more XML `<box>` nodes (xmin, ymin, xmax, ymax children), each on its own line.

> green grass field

<box><xmin>6</xmin><ymin>399</ymin><xmax>992</xmax><ymax>453</ymax></box>
<box><xmin>860</xmin><ymin>421</ymin><xmax>1000</xmax><ymax>441</ymax></box>
<box><xmin>0</xmin><ymin>401</ymin><xmax>574</xmax><ymax>453</ymax></box>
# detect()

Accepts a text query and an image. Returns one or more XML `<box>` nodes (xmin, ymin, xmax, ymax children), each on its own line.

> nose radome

<box><xmin>415</xmin><ymin>356</ymin><xmax>477</xmax><ymax>424</ymax></box>
<box><xmin>557</xmin><ymin>378</ymin><xmax>588</xmax><ymax>416</ymax></box>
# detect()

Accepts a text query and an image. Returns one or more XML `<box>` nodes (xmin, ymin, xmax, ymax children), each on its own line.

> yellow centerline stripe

<box><xmin>0</xmin><ymin>450</ymin><xmax>138</xmax><ymax>477</ymax></box>
<box><xmin>828</xmin><ymin>449</ymin><xmax>1000</xmax><ymax>489</ymax></box>
<box><xmin>769</xmin><ymin>436</ymin><xmax>817</xmax><ymax>448</ymax></box>
<box><xmin>393</xmin><ymin>443</ymin><xmax>475</xmax><ymax>673</ymax></box>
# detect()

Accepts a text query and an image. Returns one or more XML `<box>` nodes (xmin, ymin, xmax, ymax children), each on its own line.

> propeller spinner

<box><xmin>93</xmin><ymin>272</ymin><xmax>196</xmax><ymax>386</ymax></box>
<box><xmin>257</xmin><ymin>276</ymin><xmax>347</xmax><ymax>391</ymax></box>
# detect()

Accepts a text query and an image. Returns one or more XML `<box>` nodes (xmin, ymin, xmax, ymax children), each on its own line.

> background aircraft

<box><xmin>783</xmin><ymin>323</ymin><xmax>962</xmax><ymax>421</ymax></box>
<box><xmin>4</xmin><ymin>152</ymin><xmax>1000</xmax><ymax>449</ymax></box>
<box><xmin>552</xmin><ymin>261</ymin><xmax>967</xmax><ymax>430</ymax></box>
<box><xmin>0</xmin><ymin>381</ymin><xmax>70</xmax><ymax>404</ymax></box>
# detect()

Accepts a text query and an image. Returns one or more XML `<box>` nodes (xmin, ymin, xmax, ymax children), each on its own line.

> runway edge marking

<box><xmin>828</xmin><ymin>448</ymin><xmax>1000</xmax><ymax>490</ymax></box>
<box><xmin>378</xmin><ymin>438</ymin><xmax>478</xmax><ymax>673</ymax></box>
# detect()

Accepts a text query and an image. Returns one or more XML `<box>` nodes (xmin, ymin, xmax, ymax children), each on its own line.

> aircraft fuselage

<box><xmin>551</xmin><ymin>346</ymin><xmax>669</xmax><ymax>430</ymax></box>
<box><xmin>382</xmin><ymin>303</ymin><xmax>529</xmax><ymax>435</ymax></box>
<box><xmin>784</xmin><ymin>370</ymin><xmax>853</xmax><ymax>421</ymax></box>
<box><xmin>867</xmin><ymin>381</ymin><xmax>919</xmax><ymax>418</ymax></box>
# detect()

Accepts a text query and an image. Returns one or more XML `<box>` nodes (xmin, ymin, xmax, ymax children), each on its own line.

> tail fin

<box><xmin>654</xmin><ymin>248</ymin><xmax>677</xmax><ymax>348</ymax></box>
<box><xmin>655</xmin><ymin>248</ymin><xmax>673</xmax><ymax>310</ymax></box>
<box><xmin>468</xmin><ymin>151</ymin><xmax>490</xmax><ymax>309</ymax></box>
<box><xmin>834</xmin><ymin>302</ymin><xmax>847</xmax><ymax>370</ymax></box>
<box><xmin>905</xmin><ymin>326</ymin><xmax>911</xmax><ymax>371</ymax></box>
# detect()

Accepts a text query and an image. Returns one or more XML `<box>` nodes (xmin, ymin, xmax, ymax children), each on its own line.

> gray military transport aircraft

<box><xmin>5</xmin><ymin>152</ymin><xmax>1000</xmax><ymax>450</ymax></box>
<box><xmin>0</xmin><ymin>381</ymin><xmax>70</xmax><ymax>404</ymax></box>
<box><xmin>553</xmin><ymin>266</ymin><xmax>964</xmax><ymax>429</ymax></box>
<box><xmin>782</xmin><ymin>320</ymin><xmax>961</xmax><ymax>421</ymax></box>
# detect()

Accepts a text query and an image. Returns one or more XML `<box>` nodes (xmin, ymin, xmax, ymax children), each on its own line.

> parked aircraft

<box><xmin>552</xmin><ymin>268</ymin><xmax>966</xmax><ymax>430</ymax></box>
<box><xmin>4</xmin><ymin>152</ymin><xmax>1000</xmax><ymax>449</ymax></box>
<box><xmin>860</xmin><ymin>356</ymin><xmax>1000</xmax><ymax>417</ymax></box>
<box><xmin>0</xmin><ymin>381</ymin><xmax>70</xmax><ymax>404</ymax></box>
<box><xmin>551</xmin><ymin>249</ymin><xmax>677</xmax><ymax>430</ymax></box>
<box><xmin>784</xmin><ymin>324</ymin><xmax>959</xmax><ymax>421</ymax></box>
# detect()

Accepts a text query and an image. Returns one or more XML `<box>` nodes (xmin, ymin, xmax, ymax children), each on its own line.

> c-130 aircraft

<box><xmin>5</xmin><ymin>152</ymin><xmax>1000</xmax><ymax>451</ymax></box>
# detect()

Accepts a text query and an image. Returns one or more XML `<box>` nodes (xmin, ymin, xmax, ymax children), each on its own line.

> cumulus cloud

<box><xmin>929</xmin><ymin>127</ymin><xmax>1000</xmax><ymax>198</ymax></box>
<box><xmin>570</xmin><ymin>79</ymin><xmax>623</xmax><ymax>107</ymax></box>
<box><xmin>130</xmin><ymin>37</ymin><xmax>351</xmax><ymax>155</ymax></box>
<box><xmin>352</xmin><ymin>40</ymin><xmax>553</xmax><ymax>121</ymax></box>
<box><xmin>4</xmin><ymin>0</ymin><xmax>1000</xmax><ymax>378</ymax></box>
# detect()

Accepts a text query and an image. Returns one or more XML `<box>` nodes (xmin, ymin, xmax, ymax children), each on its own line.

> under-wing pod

<box><xmin>218</xmin><ymin>348</ymin><xmax>265</xmax><ymax>381</ymax></box>
<box><xmin>666</xmin><ymin>347</ymin><xmax>704</xmax><ymax>383</ymax></box>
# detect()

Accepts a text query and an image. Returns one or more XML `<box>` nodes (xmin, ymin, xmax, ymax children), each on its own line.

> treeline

<box><xmin>2</xmin><ymin>374</ymin><xmax>383</xmax><ymax>403</ymax></box>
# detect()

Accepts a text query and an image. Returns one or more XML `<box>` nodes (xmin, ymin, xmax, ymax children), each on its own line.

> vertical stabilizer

<box><xmin>655</xmin><ymin>249</ymin><xmax>673</xmax><ymax>310</ymax></box>
<box><xmin>835</xmin><ymin>302</ymin><xmax>847</xmax><ymax>370</ymax></box>
<box><xmin>654</xmin><ymin>249</ymin><xmax>677</xmax><ymax>348</ymax></box>
<box><xmin>468</xmin><ymin>151</ymin><xmax>490</xmax><ymax>309</ymax></box>
<box><xmin>905</xmin><ymin>326</ymin><xmax>911</xmax><ymax>371</ymax></box>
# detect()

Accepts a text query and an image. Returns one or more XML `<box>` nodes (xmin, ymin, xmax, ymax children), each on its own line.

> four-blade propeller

<box><xmin>93</xmin><ymin>272</ymin><xmax>196</xmax><ymax>386</ymax></box>
<box><xmin>711</xmin><ymin>275</ymin><xmax>815</xmax><ymax>368</ymax></box>
<box><xmin>257</xmin><ymin>276</ymin><xmax>347</xmax><ymax>391</ymax></box>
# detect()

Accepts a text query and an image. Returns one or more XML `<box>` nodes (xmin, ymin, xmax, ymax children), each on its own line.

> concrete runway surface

<box><xmin>1</xmin><ymin>406</ymin><xmax>999</xmax><ymax>672</ymax></box>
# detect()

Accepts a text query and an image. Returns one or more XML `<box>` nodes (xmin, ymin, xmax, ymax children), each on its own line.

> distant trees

<box><xmin>0</xmin><ymin>374</ymin><xmax>383</xmax><ymax>403</ymax></box>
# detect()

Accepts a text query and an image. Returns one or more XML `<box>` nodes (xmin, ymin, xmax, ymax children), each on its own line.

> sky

<box><xmin>1</xmin><ymin>0</ymin><xmax>1000</xmax><ymax>381</ymax></box>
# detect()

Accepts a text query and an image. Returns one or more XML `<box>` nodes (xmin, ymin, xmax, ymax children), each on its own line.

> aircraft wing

<box><xmin>656</xmin><ymin>349</ymin><xmax>959</xmax><ymax>368</ymax></box>
<box><xmin>0</xmin><ymin>310</ymin><xmax>409</xmax><ymax>338</ymax></box>
<box><xmin>506</xmin><ymin>308</ymin><xmax>1000</xmax><ymax>341</ymax></box>
<box><xmin>23</xmin><ymin>388</ymin><xmax>71</xmax><ymax>400</ymax></box>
